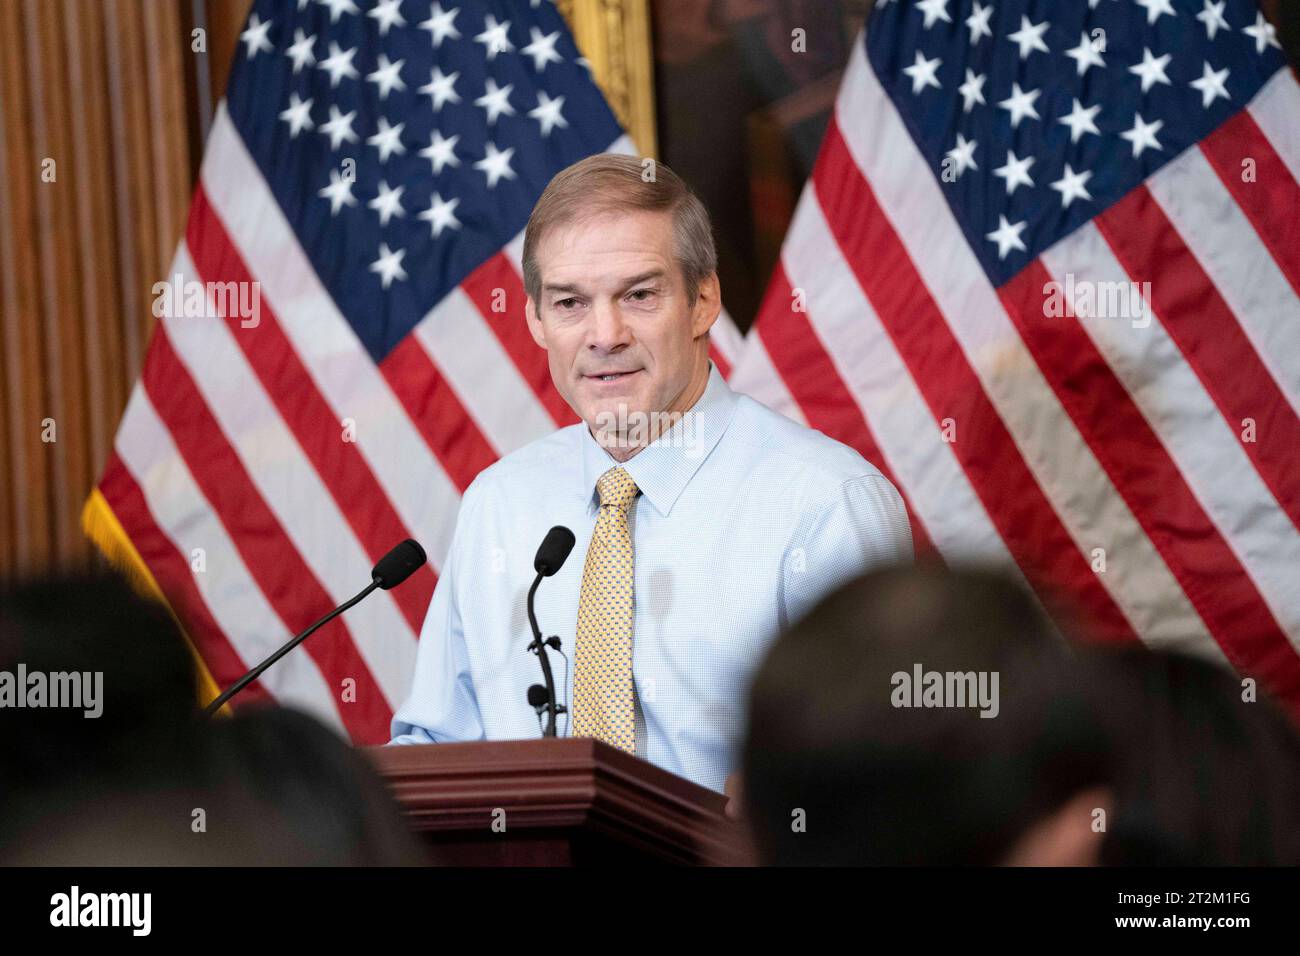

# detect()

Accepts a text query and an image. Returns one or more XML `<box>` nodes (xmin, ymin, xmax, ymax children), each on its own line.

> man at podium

<box><xmin>390</xmin><ymin>155</ymin><xmax>912</xmax><ymax>793</ymax></box>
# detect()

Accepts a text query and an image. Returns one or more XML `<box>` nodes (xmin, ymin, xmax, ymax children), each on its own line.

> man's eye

<box><xmin>627</xmin><ymin>289</ymin><xmax>654</xmax><ymax>301</ymax></box>
<box><xmin>555</xmin><ymin>297</ymin><xmax>579</xmax><ymax>309</ymax></box>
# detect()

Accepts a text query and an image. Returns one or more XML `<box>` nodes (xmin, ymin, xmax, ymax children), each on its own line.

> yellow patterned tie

<box><xmin>572</xmin><ymin>466</ymin><xmax>640</xmax><ymax>753</ymax></box>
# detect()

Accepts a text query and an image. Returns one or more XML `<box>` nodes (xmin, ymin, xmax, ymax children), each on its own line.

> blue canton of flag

<box><xmin>867</xmin><ymin>0</ymin><xmax>1289</xmax><ymax>285</ymax></box>
<box><xmin>225</xmin><ymin>0</ymin><xmax>624</xmax><ymax>361</ymax></box>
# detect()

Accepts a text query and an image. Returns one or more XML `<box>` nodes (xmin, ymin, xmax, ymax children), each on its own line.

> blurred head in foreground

<box><xmin>0</xmin><ymin>571</ymin><xmax>422</xmax><ymax>865</ymax></box>
<box><xmin>1080</xmin><ymin>647</ymin><xmax>1300</xmax><ymax>866</ymax></box>
<box><xmin>742</xmin><ymin>564</ymin><xmax>1114</xmax><ymax>866</ymax></box>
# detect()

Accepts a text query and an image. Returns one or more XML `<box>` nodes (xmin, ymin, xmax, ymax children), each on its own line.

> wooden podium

<box><xmin>366</xmin><ymin>738</ymin><xmax>752</xmax><ymax>866</ymax></box>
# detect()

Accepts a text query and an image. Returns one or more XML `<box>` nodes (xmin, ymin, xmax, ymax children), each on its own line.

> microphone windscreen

<box><xmin>527</xmin><ymin>684</ymin><xmax>550</xmax><ymax>707</ymax></box>
<box><xmin>371</xmin><ymin>539</ymin><xmax>427</xmax><ymax>589</ymax></box>
<box><xmin>534</xmin><ymin>526</ymin><xmax>576</xmax><ymax>577</ymax></box>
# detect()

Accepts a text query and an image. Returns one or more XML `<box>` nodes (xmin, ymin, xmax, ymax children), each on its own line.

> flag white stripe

<box><xmin>1248</xmin><ymin>69</ymin><xmax>1300</xmax><ymax>187</ymax></box>
<box><xmin>164</xmin><ymin>244</ymin><xmax>418</xmax><ymax>708</ymax></box>
<box><xmin>114</xmin><ymin>384</ymin><xmax>346</xmax><ymax>731</ymax></box>
<box><xmin>1042</xmin><ymin>225</ymin><xmax>1300</xmax><ymax>648</ymax></box>
<box><xmin>201</xmin><ymin>104</ymin><xmax>459</xmax><ymax>569</ymax></box>
<box><xmin>837</xmin><ymin>40</ymin><xmax>1214</xmax><ymax>649</ymax></box>
<box><xmin>728</xmin><ymin>336</ymin><xmax>808</xmax><ymax>427</ymax></box>
<box><xmin>411</xmin><ymin>287</ymin><xmax>556</xmax><ymax>455</ymax></box>
<box><xmin>787</xmin><ymin>187</ymin><xmax>1013</xmax><ymax>566</ymax></box>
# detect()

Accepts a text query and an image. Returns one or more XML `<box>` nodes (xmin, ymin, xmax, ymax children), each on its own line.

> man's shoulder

<box><xmin>462</xmin><ymin>424</ymin><xmax>584</xmax><ymax>502</ymax></box>
<box><xmin>725</xmin><ymin>392</ymin><xmax>891</xmax><ymax>495</ymax></box>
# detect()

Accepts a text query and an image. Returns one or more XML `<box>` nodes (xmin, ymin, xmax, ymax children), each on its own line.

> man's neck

<box><xmin>591</xmin><ymin>359</ymin><xmax>712</xmax><ymax>464</ymax></box>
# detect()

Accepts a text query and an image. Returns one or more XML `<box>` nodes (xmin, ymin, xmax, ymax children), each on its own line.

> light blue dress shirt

<box><xmin>390</xmin><ymin>364</ymin><xmax>913</xmax><ymax>792</ymax></box>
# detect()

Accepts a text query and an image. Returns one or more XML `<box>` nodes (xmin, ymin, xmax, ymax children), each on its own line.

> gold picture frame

<box><xmin>557</xmin><ymin>0</ymin><xmax>657</xmax><ymax>158</ymax></box>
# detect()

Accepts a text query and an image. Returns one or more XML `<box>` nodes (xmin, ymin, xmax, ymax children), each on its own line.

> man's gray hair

<box><xmin>522</xmin><ymin>154</ymin><xmax>717</xmax><ymax>306</ymax></box>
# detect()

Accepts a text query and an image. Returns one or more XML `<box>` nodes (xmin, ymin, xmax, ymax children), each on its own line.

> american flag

<box><xmin>89</xmin><ymin>0</ymin><xmax>741</xmax><ymax>744</ymax></box>
<box><xmin>731</xmin><ymin>0</ymin><xmax>1300</xmax><ymax>708</ymax></box>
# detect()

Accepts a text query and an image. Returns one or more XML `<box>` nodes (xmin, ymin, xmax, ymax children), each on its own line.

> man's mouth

<box><xmin>585</xmin><ymin>369</ymin><xmax>641</xmax><ymax>383</ymax></box>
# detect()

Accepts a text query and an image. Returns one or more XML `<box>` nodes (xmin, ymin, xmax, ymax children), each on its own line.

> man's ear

<box><xmin>691</xmin><ymin>272</ymin><xmax>722</xmax><ymax>339</ymax></box>
<box><xmin>525</xmin><ymin>297</ymin><xmax>548</xmax><ymax>350</ymax></box>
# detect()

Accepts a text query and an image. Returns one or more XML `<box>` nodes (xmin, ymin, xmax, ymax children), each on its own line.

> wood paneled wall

<box><xmin>0</xmin><ymin>0</ymin><xmax>204</xmax><ymax>580</ymax></box>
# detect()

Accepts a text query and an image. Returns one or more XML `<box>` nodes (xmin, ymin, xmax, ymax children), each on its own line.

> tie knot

<box><xmin>595</xmin><ymin>467</ymin><xmax>639</xmax><ymax>510</ymax></box>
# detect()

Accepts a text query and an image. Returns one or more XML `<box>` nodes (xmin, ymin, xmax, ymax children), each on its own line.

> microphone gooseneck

<box><xmin>202</xmin><ymin>539</ymin><xmax>427</xmax><ymax>718</ymax></box>
<box><xmin>527</xmin><ymin>526</ymin><xmax>575</xmax><ymax>736</ymax></box>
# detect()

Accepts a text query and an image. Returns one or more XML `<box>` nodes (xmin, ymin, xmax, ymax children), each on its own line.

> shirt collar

<box><xmin>578</xmin><ymin>362</ymin><xmax>738</xmax><ymax>517</ymax></box>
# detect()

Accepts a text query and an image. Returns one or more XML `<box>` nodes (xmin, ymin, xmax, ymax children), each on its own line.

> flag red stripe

<box><xmin>1199</xmin><ymin>110</ymin><xmax>1300</xmax><ymax>299</ymax></box>
<box><xmin>816</xmin><ymin>120</ymin><xmax>1135</xmax><ymax>641</ymax></box>
<box><xmin>139</xmin><ymin>327</ymin><xmax>393</xmax><ymax>743</ymax></box>
<box><xmin>1096</xmin><ymin>185</ymin><xmax>1300</xmax><ymax>533</ymax></box>
<box><xmin>99</xmin><ymin>451</ymin><xmax>272</xmax><ymax>707</ymax></box>
<box><xmin>1000</xmin><ymin>260</ymin><xmax>1300</xmax><ymax>707</ymax></box>
<box><xmin>754</xmin><ymin>263</ymin><xmax>936</xmax><ymax>556</ymax></box>
<box><xmin>186</xmin><ymin>188</ymin><xmax>435</xmax><ymax>633</ymax></box>
<box><xmin>379</xmin><ymin>334</ymin><xmax>499</xmax><ymax>493</ymax></box>
<box><xmin>459</xmin><ymin>253</ymin><xmax>578</xmax><ymax>426</ymax></box>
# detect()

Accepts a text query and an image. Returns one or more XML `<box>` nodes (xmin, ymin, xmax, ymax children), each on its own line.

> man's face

<box><xmin>525</xmin><ymin>209</ymin><xmax>719</xmax><ymax>441</ymax></box>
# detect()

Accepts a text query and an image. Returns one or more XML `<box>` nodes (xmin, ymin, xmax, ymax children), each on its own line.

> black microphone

<box><xmin>202</xmin><ymin>539</ymin><xmax>427</xmax><ymax>718</ymax></box>
<box><xmin>526</xmin><ymin>526</ymin><xmax>574</xmax><ymax>736</ymax></box>
<box><xmin>534</xmin><ymin>526</ymin><xmax>575</xmax><ymax>576</ymax></box>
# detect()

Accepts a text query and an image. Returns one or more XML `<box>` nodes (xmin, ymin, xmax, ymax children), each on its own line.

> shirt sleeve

<box><xmin>780</xmin><ymin>473</ymin><xmax>914</xmax><ymax>629</ymax></box>
<box><xmin>389</xmin><ymin>489</ymin><xmax>487</xmax><ymax>745</ymax></box>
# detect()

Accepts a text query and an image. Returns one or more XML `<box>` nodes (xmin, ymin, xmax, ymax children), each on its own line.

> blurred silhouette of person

<box><xmin>1079</xmin><ymin>646</ymin><xmax>1300</xmax><ymax>866</ymax></box>
<box><xmin>0</xmin><ymin>572</ymin><xmax>424</xmax><ymax>865</ymax></box>
<box><xmin>741</xmin><ymin>563</ymin><xmax>1115</xmax><ymax>865</ymax></box>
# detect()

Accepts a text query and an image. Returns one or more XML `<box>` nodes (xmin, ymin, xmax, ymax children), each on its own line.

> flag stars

<box><xmin>240</xmin><ymin>13</ymin><xmax>273</xmax><ymax>59</ymax></box>
<box><xmin>998</xmin><ymin>82</ymin><xmax>1040</xmax><ymax>128</ymax></box>
<box><xmin>1130</xmin><ymin>48</ymin><xmax>1172</xmax><ymax>93</ymax></box>
<box><xmin>368</xmin><ymin>179</ymin><xmax>406</xmax><ymax>225</ymax></box>
<box><xmin>1190</xmin><ymin>62</ymin><xmax>1230</xmax><ymax>108</ymax></box>
<box><xmin>370</xmin><ymin>243</ymin><xmax>407</xmax><ymax>289</ymax></box>
<box><xmin>965</xmin><ymin>2</ymin><xmax>993</xmax><ymax>44</ymax></box>
<box><xmin>1121</xmin><ymin>112</ymin><xmax>1164</xmax><ymax>157</ymax></box>
<box><xmin>418</xmin><ymin>192</ymin><xmax>462</xmax><ymax>238</ymax></box>
<box><xmin>944</xmin><ymin>133</ymin><xmax>978</xmax><ymax>179</ymax></box>
<box><xmin>958</xmin><ymin>69</ymin><xmax>985</xmax><ymax>112</ymax></box>
<box><xmin>1065</xmin><ymin>32</ymin><xmax>1105</xmax><ymax>76</ymax></box>
<box><xmin>475</xmin><ymin>14</ymin><xmax>514</xmax><ymax>61</ymax></box>
<box><xmin>915</xmin><ymin>0</ymin><xmax>950</xmax><ymax>30</ymax></box>
<box><xmin>475</xmin><ymin>142</ymin><xmax>517</xmax><ymax>188</ymax></box>
<box><xmin>418</xmin><ymin>129</ymin><xmax>461</xmax><ymax>174</ymax></box>
<box><xmin>902</xmin><ymin>50</ymin><xmax>942</xmax><ymax>95</ymax></box>
<box><xmin>1196</xmin><ymin>0</ymin><xmax>1231</xmax><ymax>40</ymax></box>
<box><xmin>522</xmin><ymin>27</ymin><xmax>564</xmax><ymax>72</ymax></box>
<box><xmin>1135</xmin><ymin>0</ymin><xmax>1176</xmax><ymax>26</ymax></box>
<box><xmin>318</xmin><ymin>168</ymin><xmax>357</xmax><ymax>215</ymax></box>
<box><xmin>367</xmin><ymin>55</ymin><xmax>407</xmax><ymax>100</ymax></box>
<box><xmin>1244</xmin><ymin>12</ymin><xmax>1281</xmax><ymax>55</ymax></box>
<box><xmin>367</xmin><ymin>0</ymin><xmax>406</xmax><ymax>36</ymax></box>
<box><xmin>367</xmin><ymin>117</ymin><xmax>406</xmax><ymax>162</ymax></box>
<box><xmin>1008</xmin><ymin>16</ymin><xmax>1050</xmax><ymax>60</ymax></box>
<box><xmin>529</xmin><ymin>91</ymin><xmax>568</xmax><ymax>136</ymax></box>
<box><xmin>319</xmin><ymin>105</ymin><xmax>358</xmax><ymax>149</ymax></box>
<box><xmin>279</xmin><ymin>93</ymin><xmax>314</xmax><ymax>137</ymax></box>
<box><xmin>419</xmin><ymin>67</ymin><xmax>461</xmax><ymax>110</ymax></box>
<box><xmin>318</xmin><ymin>41</ymin><xmax>359</xmax><ymax>87</ymax></box>
<box><xmin>987</xmin><ymin>215</ymin><xmax>1028</xmax><ymax>260</ymax></box>
<box><xmin>420</xmin><ymin>2</ymin><xmax>461</xmax><ymax>46</ymax></box>
<box><xmin>1058</xmin><ymin>98</ymin><xmax>1101</xmax><ymax>143</ymax></box>
<box><xmin>317</xmin><ymin>0</ymin><xmax>359</xmax><ymax>24</ymax></box>
<box><xmin>285</xmin><ymin>29</ymin><xmax>316</xmax><ymax>74</ymax></box>
<box><xmin>476</xmin><ymin>78</ymin><xmax>516</xmax><ymax>124</ymax></box>
<box><xmin>994</xmin><ymin>150</ymin><xmax>1035</xmax><ymax>195</ymax></box>
<box><xmin>1050</xmin><ymin>164</ymin><xmax>1092</xmax><ymax>207</ymax></box>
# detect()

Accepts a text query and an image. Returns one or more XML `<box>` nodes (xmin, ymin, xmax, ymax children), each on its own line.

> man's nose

<box><xmin>587</xmin><ymin>300</ymin><xmax>633</xmax><ymax>352</ymax></box>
